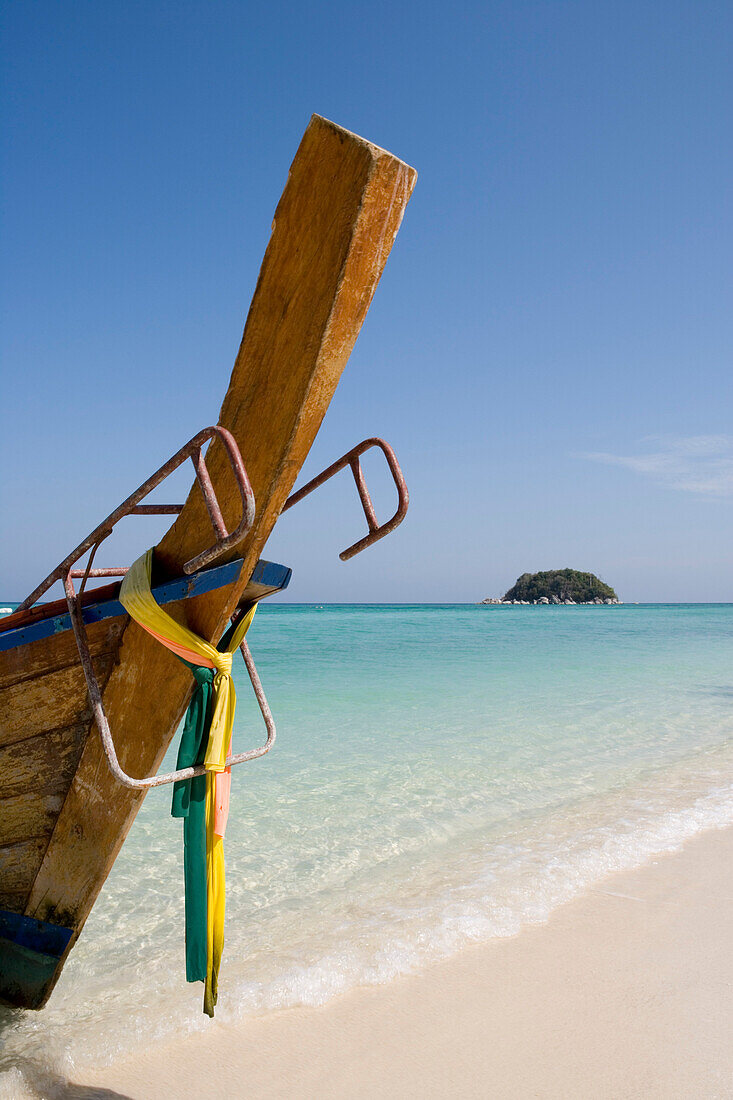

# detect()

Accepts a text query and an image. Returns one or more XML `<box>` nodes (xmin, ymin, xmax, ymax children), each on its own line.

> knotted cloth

<box><xmin>119</xmin><ymin>549</ymin><xmax>257</xmax><ymax>1015</ymax></box>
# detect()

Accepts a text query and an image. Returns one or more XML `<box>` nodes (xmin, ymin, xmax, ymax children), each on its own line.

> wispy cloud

<box><xmin>580</xmin><ymin>435</ymin><xmax>733</xmax><ymax>496</ymax></box>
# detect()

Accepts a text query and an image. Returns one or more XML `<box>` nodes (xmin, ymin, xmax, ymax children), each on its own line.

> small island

<box><xmin>481</xmin><ymin>569</ymin><xmax>621</xmax><ymax>605</ymax></box>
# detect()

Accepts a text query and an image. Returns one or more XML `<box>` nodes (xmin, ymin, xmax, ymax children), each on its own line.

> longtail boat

<box><xmin>0</xmin><ymin>115</ymin><xmax>416</xmax><ymax>1010</ymax></box>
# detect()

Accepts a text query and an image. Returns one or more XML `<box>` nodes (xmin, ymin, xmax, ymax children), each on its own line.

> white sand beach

<box><xmin>72</xmin><ymin>825</ymin><xmax>732</xmax><ymax>1100</ymax></box>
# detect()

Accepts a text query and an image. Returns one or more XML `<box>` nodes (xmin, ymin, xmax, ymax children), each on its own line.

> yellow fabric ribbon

<box><xmin>119</xmin><ymin>548</ymin><xmax>257</xmax><ymax>1015</ymax></box>
<box><xmin>119</xmin><ymin>549</ymin><xmax>255</xmax><ymax>772</ymax></box>
<box><xmin>205</xmin><ymin>777</ymin><xmax>224</xmax><ymax>1015</ymax></box>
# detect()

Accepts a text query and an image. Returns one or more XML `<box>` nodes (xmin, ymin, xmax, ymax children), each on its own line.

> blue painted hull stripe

<box><xmin>0</xmin><ymin>558</ymin><xmax>292</xmax><ymax>653</ymax></box>
<box><xmin>0</xmin><ymin>908</ymin><xmax>74</xmax><ymax>958</ymax></box>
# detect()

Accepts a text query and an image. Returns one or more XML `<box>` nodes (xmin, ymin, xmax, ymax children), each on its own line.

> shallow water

<box><xmin>2</xmin><ymin>603</ymin><xmax>732</xmax><ymax>1080</ymax></box>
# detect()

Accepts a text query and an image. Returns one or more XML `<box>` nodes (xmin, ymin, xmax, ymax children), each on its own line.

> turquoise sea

<box><xmin>2</xmin><ymin>603</ymin><xmax>733</xmax><ymax>1082</ymax></box>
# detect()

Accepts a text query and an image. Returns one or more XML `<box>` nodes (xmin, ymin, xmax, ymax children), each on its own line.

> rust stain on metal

<box><xmin>283</xmin><ymin>437</ymin><xmax>409</xmax><ymax>559</ymax></box>
<box><xmin>17</xmin><ymin>426</ymin><xmax>256</xmax><ymax>613</ymax></box>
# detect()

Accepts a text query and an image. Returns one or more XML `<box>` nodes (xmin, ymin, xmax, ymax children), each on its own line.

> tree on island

<box><xmin>500</xmin><ymin>569</ymin><xmax>618</xmax><ymax>603</ymax></box>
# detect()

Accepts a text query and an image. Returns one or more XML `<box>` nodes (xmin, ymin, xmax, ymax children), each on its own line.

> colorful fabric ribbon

<box><xmin>171</xmin><ymin>663</ymin><xmax>210</xmax><ymax>986</ymax></box>
<box><xmin>119</xmin><ymin>549</ymin><xmax>257</xmax><ymax>1015</ymax></box>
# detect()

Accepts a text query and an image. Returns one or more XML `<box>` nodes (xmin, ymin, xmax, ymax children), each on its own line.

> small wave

<box><xmin>216</xmin><ymin>780</ymin><xmax>733</xmax><ymax>1021</ymax></box>
<box><xmin>5</xmin><ymin>770</ymin><xmax>730</xmax><ymax>1077</ymax></box>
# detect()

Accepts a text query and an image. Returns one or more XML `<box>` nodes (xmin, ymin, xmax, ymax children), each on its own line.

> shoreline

<box><xmin>72</xmin><ymin>823</ymin><xmax>733</xmax><ymax>1099</ymax></box>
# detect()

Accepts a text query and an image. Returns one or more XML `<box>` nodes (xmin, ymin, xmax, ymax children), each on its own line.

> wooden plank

<box><xmin>0</xmin><ymin>725</ymin><xmax>86</xmax><ymax>801</ymax></box>
<box><xmin>0</xmin><ymin>618</ymin><xmax>124</xmax><ymax>690</ymax></box>
<box><xmin>23</xmin><ymin>117</ymin><xmax>415</xmax><ymax>994</ymax></box>
<box><xmin>0</xmin><ymin>791</ymin><xmax>65</xmax><ymax>847</ymax></box>
<box><xmin>0</xmin><ymin>891</ymin><xmax>27</xmax><ymax>915</ymax></box>
<box><xmin>0</xmin><ymin>724</ymin><xmax>86</xmax><ymax>849</ymax></box>
<box><xmin>0</xmin><ymin>839</ymin><xmax>48</xmax><ymax>908</ymax></box>
<box><xmin>156</xmin><ymin>116</ymin><xmax>416</xmax><ymax>592</ymax></box>
<box><xmin>0</xmin><ymin>657</ymin><xmax>114</xmax><ymax>747</ymax></box>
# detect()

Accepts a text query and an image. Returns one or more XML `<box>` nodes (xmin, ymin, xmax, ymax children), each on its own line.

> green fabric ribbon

<box><xmin>171</xmin><ymin>662</ymin><xmax>213</xmax><ymax>984</ymax></box>
<box><xmin>171</xmin><ymin>619</ymin><xmax>241</xmax><ymax>992</ymax></box>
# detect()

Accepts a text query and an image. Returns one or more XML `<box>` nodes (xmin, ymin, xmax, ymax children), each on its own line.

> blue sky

<box><xmin>2</xmin><ymin>1</ymin><xmax>731</xmax><ymax>602</ymax></box>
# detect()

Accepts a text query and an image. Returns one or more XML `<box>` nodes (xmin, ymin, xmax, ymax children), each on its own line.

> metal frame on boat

<box><xmin>17</xmin><ymin>425</ymin><xmax>257</xmax><ymax>615</ymax></box>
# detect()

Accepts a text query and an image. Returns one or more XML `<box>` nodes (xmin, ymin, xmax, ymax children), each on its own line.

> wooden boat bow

<box><xmin>0</xmin><ymin>115</ymin><xmax>416</xmax><ymax>1009</ymax></box>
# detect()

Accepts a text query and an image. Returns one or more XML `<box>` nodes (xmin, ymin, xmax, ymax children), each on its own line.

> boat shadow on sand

<box><xmin>1</xmin><ymin>1061</ymin><xmax>132</xmax><ymax>1100</ymax></box>
<box><xmin>0</xmin><ymin>1009</ymin><xmax>132</xmax><ymax>1100</ymax></box>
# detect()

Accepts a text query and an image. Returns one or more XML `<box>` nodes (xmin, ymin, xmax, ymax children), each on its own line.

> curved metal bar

<box><xmin>69</xmin><ymin>567</ymin><xmax>129</xmax><ymax>578</ymax></box>
<box><xmin>18</xmin><ymin>425</ymin><xmax>256</xmax><ymax>611</ymax></box>
<box><xmin>182</xmin><ymin>426</ymin><xmax>257</xmax><ymax>574</ymax></box>
<box><xmin>227</xmin><ymin>637</ymin><xmax>276</xmax><ymax>765</ymax></box>
<box><xmin>282</xmin><ymin>437</ymin><xmax>409</xmax><ymax>560</ymax></box>
<box><xmin>64</xmin><ymin>570</ymin><xmax>275</xmax><ymax>790</ymax></box>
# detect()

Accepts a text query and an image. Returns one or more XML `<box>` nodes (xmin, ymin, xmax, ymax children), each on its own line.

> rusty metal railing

<box><xmin>12</xmin><ymin>424</ymin><xmax>269</xmax><ymax>788</ymax></box>
<box><xmin>17</xmin><ymin>426</ymin><xmax>255</xmax><ymax>612</ymax></box>
<box><xmin>282</xmin><ymin>438</ymin><xmax>408</xmax><ymax>560</ymax></box>
<box><xmin>16</xmin><ymin>429</ymin><xmax>408</xmax><ymax>790</ymax></box>
<box><xmin>63</xmin><ymin>569</ymin><xmax>275</xmax><ymax>789</ymax></box>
